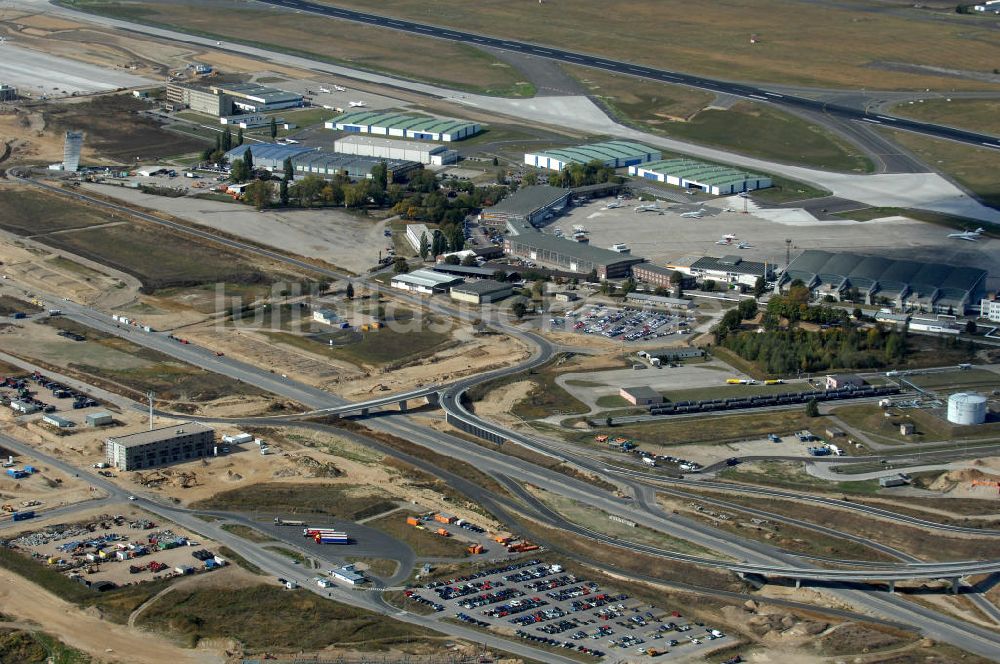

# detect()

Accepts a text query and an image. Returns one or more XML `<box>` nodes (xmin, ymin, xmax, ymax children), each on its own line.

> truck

<box><xmin>303</xmin><ymin>527</ymin><xmax>341</xmax><ymax>537</ymax></box>
<box><xmin>12</xmin><ymin>510</ymin><xmax>35</xmax><ymax>521</ymax></box>
<box><xmin>223</xmin><ymin>433</ymin><xmax>254</xmax><ymax>445</ymax></box>
<box><xmin>317</xmin><ymin>535</ymin><xmax>348</xmax><ymax>544</ymax></box>
<box><xmin>641</xmin><ymin>456</ymin><xmax>656</xmax><ymax>467</ymax></box>
<box><xmin>273</xmin><ymin>518</ymin><xmax>306</xmax><ymax>527</ymax></box>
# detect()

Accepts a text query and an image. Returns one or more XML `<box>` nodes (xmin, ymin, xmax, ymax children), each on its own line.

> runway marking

<box><xmin>862</xmin><ymin>118</ymin><xmax>882</xmax><ymax>124</ymax></box>
<box><xmin>748</xmin><ymin>94</ymin><xmax>768</xmax><ymax>100</ymax></box>
<box><xmin>764</xmin><ymin>92</ymin><xmax>783</xmax><ymax>98</ymax></box>
<box><xmin>981</xmin><ymin>142</ymin><xmax>1000</xmax><ymax>150</ymax></box>
<box><xmin>628</xmin><ymin>67</ymin><xmax>645</xmax><ymax>72</ymax></box>
<box><xmin>876</xmin><ymin>115</ymin><xmax>897</xmax><ymax>122</ymax></box>
<box><xmin>565</xmin><ymin>55</ymin><xmax>582</xmax><ymax>61</ymax></box>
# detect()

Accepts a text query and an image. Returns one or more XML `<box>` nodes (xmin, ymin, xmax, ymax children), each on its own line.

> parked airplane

<box><xmin>334</xmin><ymin>85</ymin><xmax>346</xmax><ymax>92</ymax></box>
<box><xmin>947</xmin><ymin>227</ymin><xmax>985</xmax><ymax>241</ymax></box>
<box><xmin>737</xmin><ymin>241</ymin><xmax>752</xmax><ymax>249</ymax></box>
<box><xmin>348</xmin><ymin>100</ymin><xmax>367</xmax><ymax>107</ymax></box>
<box><xmin>318</xmin><ymin>86</ymin><xmax>331</xmax><ymax>93</ymax></box>
<box><xmin>634</xmin><ymin>203</ymin><xmax>661</xmax><ymax>213</ymax></box>
<box><xmin>603</xmin><ymin>201</ymin><xmax>622</xmax><ymax>209</ymax></box>
<box><xmin>572</xmin><ymin>225</ymin><xmax>588</xmax><ymax>233</ymax></box>
<box><xmin>681</xmin><ymin>208</ymin><xmax>707</xmax><ymax>219</ymax></box>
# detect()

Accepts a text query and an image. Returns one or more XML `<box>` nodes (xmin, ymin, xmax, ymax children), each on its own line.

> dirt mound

<box><xmin>929</xmin><ymin>468</ymin><xmax>1000</xmax><ymax>493</ymax></box>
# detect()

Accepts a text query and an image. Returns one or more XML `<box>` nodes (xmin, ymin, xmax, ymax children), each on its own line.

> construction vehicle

<box><xmin>1</xmin><ymin>504</ymin><xmax>13</xmax><ymax>512</ymax></box>
<box><xmin>467</xmin><ymin>544</ymin><xmax>484</xmax><ymax>555</ymax></box>
<box><xmin>436</xmin><ymin>528</ymin><xmax>450</xmax><ymax>537</ymax></box>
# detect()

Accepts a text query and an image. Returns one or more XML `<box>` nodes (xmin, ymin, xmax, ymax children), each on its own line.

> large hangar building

<box><xmin>225</xmin><ymin>144</ymin><xmax>420</xmax><ymax>181</ymax></box>
<box><xmin>333</xmin><ymin>135</ymin><xmax>458</xmax><ymax>165</ymax></box>
<box><xmin>781</xmin><ymin>249</ymin><xmax>988</xmax><ymax>313</ymax></box>
<box><xmin>326</xmin><ymin>111</ymin><xmax>481</xmax><ymax>141</ymax></box>
<box><xmin>630</xmin><ymin>158</ymin><xmax>772</xmax><ymax>195</ymax></box>
<box><xmin>524</xmin><ymin>140</ymin><xmax>661</xmax><ymax>171</ymax></box>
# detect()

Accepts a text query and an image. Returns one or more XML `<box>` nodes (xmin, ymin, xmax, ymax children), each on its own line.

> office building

<box><xmin>479</xmin><ymin>185</ymin><xmax>570</xmax><ymax>228</ymax></box>
<box><xmin>105</xmin><ymin>422</ymin><xmax>215</xmax><ymax>471</ymax></box>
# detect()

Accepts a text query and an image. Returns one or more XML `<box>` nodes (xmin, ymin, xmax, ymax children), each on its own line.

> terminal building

<box><xmin>629</xmin><ymin>158</ymin><xmax>772</xmax><ymax>195</ymax></box>
<box><xmin>224</xmin><ymin>144</ymin><xmax>420</xmax><ymax>181</ymax></box>
<box><xmin>208</xmin><ymin>83</ymin><xmax>303</xmax><ymax>112</ymax></box>
<box><xmin>781</xmin><ymin>250</ymin><xmax>988</xmax><ymax>313</ymax></box>
<box><xmin>667</xmin><ymin>254</ymin><xmax>773</xmax><ymax>288</ymax></box>
<box><xmin>504</xmin><ymin>227</ymin><xmax>645</xmax><ymax>279</ymax></box>
<box><xmin>326</xmin><ymin>111</ymin><xmax>481</xmax><ymax>142</ymax></box>
<box><xmin>0</xmin><ymin>84</ymin><xmax>18</xmax><ymax>102</ymax></box>
<box><xmin>333</xmin><ymin>135</ymin><xmax>458</xmax><ymax>165</ymax></box>
<box><xmin>105</xmin><ymin>422</ymin><xmax>215</xmax><ymax>471</ymax></box>
<box><xmin>479</xmin><ymin>185</ymin><xmax>570</xmax><ymax>228</ymax></box>
<box><xmin>981</xmin><ymin>297</ymin><xmax>1000</xmax><ymax>322</ymax></box>
<box><xmin>524</xmin><ymin>141</ymin><xmax>661</xmax><ymax>171</ymax></box>
<box><xmin>165</xmin><ymin>83</ymin><xmax>233</xmax><ymax>116</ymax></box>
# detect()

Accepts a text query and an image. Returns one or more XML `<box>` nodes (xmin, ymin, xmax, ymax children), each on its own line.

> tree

<box><xmin>449</xmin><ymin>226</ymin><xmax>465</xmax><ymax>252</ymax></box>
<box><xmin>737</xmin><ymin>298</ymin><xmax>758</xmax><ymax>320</ymax></box>
<box><xmin>604</xmin><ymin>416</ymin><xmax>613</xmax><ymax>428</ymax></box>
<box><xmin>269</xmin><ymin>117</ymin><xmax>278</xmax><ymax>140</ymax></box>
<box><xmin>431</xmin><ymin>231</ymin><xmax>446</xmax><ymax>259</ymax></box>
<box><xmin>753</xmin><ymin>276</ymin><xmax>766</xmax><ymax>298</ymax></box>
<box><xmin>345</xmin><ymin>282</ymin><xmax>355</xmax><ymax>300</ymax></box>
<box><xmin>805</xmin><ymin>398</ymin><xmax>820</xmax><ymax>418</ymax></box>
<box><xmin>496</xmin><ymin>169</ymin><xmax>507</xmax><ymax>185</ymax></box>
<box><xmin>372</xmin><ymin>160</ymin><xmax>388</xmax><ymax>193</ymax></box>
<box><xmin>702</xmin><ymin>279</ymin><xmax>716</xmax><ymax>292</ymax></box>
<box><xmin>492</xmin><ymin>157</ymin><xmax>499</xmax><ymax>166</ymax></box>
<box><xmin>523</xmin><ymin>171</ymin><xmax>538</xmax><ymax>186</ymax></box>
<box><xmin>214</xmin><ymin>132</ymin><xmax>222</xmax><ymax>153</ymax></box>
<box><xmin>279</xmin><ymin>178</ymin><xmax>289</xmax><ymax>206</ymax></box>
<box><xmin>621</xmin><ymin>278</ymin><xmax>636</xmax><ymax>296</ymax></box>
<box><xmin>511</xmin><ymin>300</ymin><xmax>528</xmax><ymax>319</ymax></box>
<box><xmin>243</xmin><ymin>148</ymin><xmax>254</xmax><ymax>174</ymax></box>
<box><xmin>444</xmin><ymin>255</ymin><xmax>461</xmax><ymax>265</ymax></box>
<box><xmin>965</xmin><ymin>320</ymin><xmax>978</xmax><ymax>335</ymax></box>
<box><xmin>229</xmin><ymin>158</ymin><xmax>249</xmax><ymax>183</ymax></box>
<box><xmin>654</xmin><ymin>286</ymin><xmax>669</xmax><ymax>297</ymax></box>
<box><xmin>283</xmin><ymin>157</ymin><xmax>294</xmax><ymax>182</ymax></box>
<box><xmin>236</xmin><ymin>128</ymin><xmax>244</xmax><ymax>146</ymax></box>
<box><xmin>531</xmin><ymin>280</ymin><xmax>545</xmax><ymax>299</ymax></box>
<box><xmin>586</xmin><ymin>268</ymin><xmax>599</xmax><ymax>283</ymax></box>
<box><xmin>417</xmin><ymin>231</ymin><xmax>430</xmax><ymax>261</ymax></box>
<box><xmin>853</xmin><ymin>307</ymin><xmax>864</xmax><ymax>321</ymax></box>
<box><xmin>461</xmin><ymin>254</ymin><xmax>478</xmax><ymax>267</ymax></box>
<box><xmin>245</xmin><ymin>180</ymin><xmax>271</xmax><ymax>210</ymax></box>
<box><xmin>222</xmin><ymin>127</ymin><xmax>232</xmax><ymax>152</ymax></box>
<box><xmin>392</xmin><ymin>257</ymin><xmax>409</xmax><ymax>274</ymax></box>
<box><xmin>344</xmin><ymin>182</ymin><xmax>368</xmax><ymax>208</ymax></box>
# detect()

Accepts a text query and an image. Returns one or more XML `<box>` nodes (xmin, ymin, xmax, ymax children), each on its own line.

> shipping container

<box><xmin>12</xmin><ymin>510</ymin><xmax>35</xmax><ymax>521</ymax></box>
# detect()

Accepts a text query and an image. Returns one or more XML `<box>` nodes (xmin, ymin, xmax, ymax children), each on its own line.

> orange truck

<box><xmin>406</xmin><ymin>516</ymin><xmax>420</xmax><ymax>527</ymax></box>
<box><xmin>436</xmin><ymin>528</ymin><xmax>450</xmax><ymax>537</ymax></box>
<box><xmin>434</xmin><ymin>513</ymin><xmax>456</xmax><ymax>524</ymax></box>
<box><xmin>467</xmin><ymin>544</ymin><xmax>484</xmax><ymax>555</ymax></box>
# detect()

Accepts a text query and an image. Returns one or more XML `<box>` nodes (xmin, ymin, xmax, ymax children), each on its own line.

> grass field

<box><xmin>575</xmin><ymin>410</ymin><xmax>828</xmax><ymax>447</ymax></box>
<box><xmin>307</xmin><ymin>0</ymin><xmax>1000</xmax><ymax>91</ymax></box>
<box><xmin>580</xmin><ymin>75</ymin><xmax>872</xmax><ymax>172</ymax></box>
<box><xmin>529</xmin><ymin>487</ymin><xmax>720</xmax><ymax>558</ymax></box>
<box><xmin>891</xmin><ymin>98</ymin><xmax>1000</xmax><ymax>137</ymax></box>
<box><xmin>746</xmin><ymin>174</ymin><xmax>832</xmax><ymax>205</ymax></box>
<box><xmin>718</xmin><ymin>460</ymin><xmax>881</xmax><ymax>494</ymax></box>
<box><xmin>136</xmin><ymin>583</ymin><xmax>436</xmax><ymax>650</ymax></box>
<box><xmin>37</xmin><ymin>318</ymin><xmax>268</xmax><ymax>403</ymax></box>
<box><xmin>221</xmin><ymin>524</ymin><xmax>277</xmax><ymax>543</ymax></box>
<box><xmin>834</xmin><ymin>402</ymin><xmax>1000</xmax><ymax>444</ymax></box>
<box><xmin>0</xmin><ymin>189</ymin><xmax>110</xmax><ymax>235</ymax></box>
<box><xmin>192</xmin><ymin>483</ymin><xmax>397</xmax><ymax>521</ymax></box>
<box><xmin>43</xmin><ymin>94</ymin><xmax>210</xmax><ymax>163</ymax></box>
<box><xmin>366</xmin><ymin>514</ymin><xmax>470</xmax><ymax>557</ymax></box>
<box><xmin>0</xmin><ymin>295</ymin><xmax>41</xmax><ymax>316</ymax></box>
<box><xmin>63</xmin><ymin>0</ymin><xmax>533</xmax><ymax>97</ymax></box>
<box><xmin>0</xmin><ymin>629</ymin><xmax>92</xmax><ymax>664</ymax></box>
<box><xmin>882</xmin><ymin>130</ymin><xmax>1000</xmax><ymax>210</ymax></box>
<box><xmin>264</xmin><ymin>319</ymin><xmax>451</xmax><ymax>369</ymax></box>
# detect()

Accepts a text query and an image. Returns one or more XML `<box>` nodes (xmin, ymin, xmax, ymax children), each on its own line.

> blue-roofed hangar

<box><xmin>325</xmin><ymin>111</ymin><xmax>481</xmax><ymax>141</ymax></box>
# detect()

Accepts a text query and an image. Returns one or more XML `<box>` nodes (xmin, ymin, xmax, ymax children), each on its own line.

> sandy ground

<box><xmin>0</xmin><ymin>229</ymin><xmax>137</xmax><ymax>310</ymax></box>
<box><xmin>0</xmin><ymin>427</ymin><xmax>104</xmax><ymax>510</ymax></box>
<box><xmin>81</xmin><ymin>183</ymin><xmax>393</xmax><ymax>276</ymax></box>
<box><xmin>0</xmin><ymin>564</ymin><xmax>222</xmax><ymax>663</ymax></box>
<box><xmin>472</xmin><ymin>381</ymin><xmax>535</xmax><ymax>428</ymax></box>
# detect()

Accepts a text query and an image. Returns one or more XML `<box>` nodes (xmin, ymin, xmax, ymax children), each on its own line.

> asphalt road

<box><xmin>257</xmin><ymin>0</ymin><xmax>1000</xmax><ymax>150</ymax></box>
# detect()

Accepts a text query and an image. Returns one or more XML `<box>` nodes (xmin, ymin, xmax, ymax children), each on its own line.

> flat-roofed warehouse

<box><xmin>326</xmin><ymin>111</ymin><xmax>481</xmax><ymax>142</ymax></box>
<box><xmin>479</xmin><ymin>185</ymin><xmax>570</xmax><ymax>228</ymax></box>
<box><xmin>333</xmin><ymin>135</ymin><xmax>458</xmax><ymax>165</ymax></box>
<box><xmin>390</xmin><ymin>269</ymin><xmax>463</xmax><ymax>294</ymax></box>
<box><xmin>525</xmin><ymin>141</ymin><xmax>661</xmax><ymax>171</ymax></box>
<box><xmin>225</xmin><ymin>144</ymin><xmax>420</xmax><ymax>181</ymax></box>
<box><xmin>209</xmin><ymin>82</ymin><xmax>303</xmax><ymax>112</ymax></box>
<box><xmin>781</xmin><ymin>249</ymin><xmax>988</xmax><ymax>313</ymax></box>
<box><xmin>106</xmin><ymin>422</ymin><xmax>215</xmax><ymax>471</ymax></box>
<box><xmin>505</xmin><ymin>228</ymin><xmax>644</xmax><ymax>279</ymax></box>
<box><xmin>449</xmin><ymin>280</ymin><xmax>514</xmax><ymax>304</ymax></box>
<box><xmin>630</xmin><ymin>158</ymin><xmax>772</xmax><ymax>195</ymax></box>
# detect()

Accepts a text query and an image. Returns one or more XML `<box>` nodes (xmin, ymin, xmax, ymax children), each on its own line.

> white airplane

<box><xmin>348</xmin><ymin>100</ymin><xmax>367</xmax><ymax>107</ymax></box>
<box><xmin>681</xmin><ymin>208</ymin><xmax>707</xmax><ymax>219</ymax></box>
<box><xmin>737</xmin><ymin>241</ymin><xmax>752</xmax><ymax>249</ymax></box>
<box><xmin>318</xmin><ymin>86</ymin><xmax>331</xmax><ymax>93</ymax></box>
<box><xmin>715</xmin><ymin>238</ymin><xmax>731</xmax><ymax>245</ymax></box>
<box><xmin>572</xmin><ymin>225</ymin><xmax>588</xmax><ymax>233</ymax></box>
<box><xmin>603</xmin><ymin>201</ymin><xmax>621</xmax><ymax>209</ymax></box>
<box><xmin>334</xmin><ymin>85</ymin><xmax>346</xmax><ymax>92</ymax></box>
<box><xmin>634</xmin><ymin>203</ymin><xmax>661</xmax><ymax>213</ymax></box>
<box><xmin>947</xmin><ymin>227</ymin><xmax>985</xmax><ymax>241</ymax></box>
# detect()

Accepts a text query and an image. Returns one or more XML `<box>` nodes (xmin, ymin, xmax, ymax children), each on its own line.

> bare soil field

<box><xmin>309</xmin><ymin>0</ymin><xmax>1000</xmax><ymax>91</ymax></box>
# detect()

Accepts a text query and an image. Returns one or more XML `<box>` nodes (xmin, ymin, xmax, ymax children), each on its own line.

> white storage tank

<box><xmin>947</xmin><ymin>392</ymin><xmax>987</xmax><ymax>425</ymax></box>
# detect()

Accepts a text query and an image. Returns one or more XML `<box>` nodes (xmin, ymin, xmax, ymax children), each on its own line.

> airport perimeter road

<box><xmin>255</xmin><ymin>0</ymin><xmax>1000</xmax><ymax>150</ymax></box>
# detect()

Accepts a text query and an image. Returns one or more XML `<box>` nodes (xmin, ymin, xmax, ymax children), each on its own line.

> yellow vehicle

<box><xmin>764</xmin><ymin>379</ymin><xmax>784</xmax><ymax>385</ymax></box>
<box><xmin>726</xmin><ymin>378</ymin><xmax>741</xmax><ymax>385</ymax></box>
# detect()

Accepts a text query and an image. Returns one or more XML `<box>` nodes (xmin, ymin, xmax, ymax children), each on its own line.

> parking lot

<box><xmin>404</xmin><ymin>559</ymin><xmax>732</xmax><ymax>661</ymax></box>
<box><xmin>1</xmin><ymin>370</ymin><xmax>107</xmax><ymax>424</ymax></box>
<box><xmin>563</xmin><ymin>305</ymin><xmax>695</xmax><ymax>342</ymax></box>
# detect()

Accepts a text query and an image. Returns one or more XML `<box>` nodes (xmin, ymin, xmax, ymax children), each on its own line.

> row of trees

<box><xmin>518</xmin><ymin>160</ymin><xmax>623</xmax><ymax>189</ymax></box>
